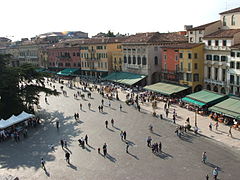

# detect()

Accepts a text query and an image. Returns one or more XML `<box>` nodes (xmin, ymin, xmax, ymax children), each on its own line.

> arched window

<box><xmin>231</xmin><ymin>15</ymin><xmax>236</xmax><ymax>25</ymax></box>
<box><xmin>223</xmin><ymin>16</ymin><xmax>226</xmax><ymax>26</ymax></box>
<box><xmin>133</xmin><ymin>56</ymin><xmax>136</xmax><ymax>64</ymax></box>
<box><xmin>137</xmin><ymin>56</ymin><xmax>141</xmax><ymax>65</ymax></box>
<box><xmin>142</xmin><ymin>56</ymin><xmax>147</xmax><ymax>65</ymax></box>
<box><xmin>154</xmin><ymin>56</ymin><xmax>158</xmax><ymax>65</ymax></box>
<box><xmin>124</xmin><ymin>56</ymin><xmax>127</xmax><ymax>63</ymax></box>
<box><xmin>128</xmin><ymin>56</ymin><xmax>131</xmax><ymax>64</ymax></box>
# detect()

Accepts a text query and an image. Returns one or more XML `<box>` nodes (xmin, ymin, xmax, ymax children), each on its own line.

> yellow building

<box><xmin>79</xmin><ymin>37</ymin><xmax>125</xmax><ymax>78</ymax></box>
<box><xmin>179</xmin><ymin>43</ymin><xmax>205</xmax><ymax>92</ymax></box>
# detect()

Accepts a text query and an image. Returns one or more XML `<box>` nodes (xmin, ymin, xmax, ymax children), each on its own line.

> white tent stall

<box><xmin>0</xmin><ymin>111</ymin><xmax>35</xmax><ymax>130</ymax></box>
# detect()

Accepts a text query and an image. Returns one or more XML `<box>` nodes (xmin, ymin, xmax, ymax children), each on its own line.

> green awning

<box><xmin>182</xmin><ymin>90</ymin><xmax>228</xmax><ymax>107</ymax></box>
<box><xmin>209</xmin><ymin>97</ymin><xmax>240</xmax><ymax>120</ymax></box>
<box><xmin>182</xmin><ymin>97</ymin><xmax>206</xmax><ymax>107</ymax></box>
<box><xmin>103</xmin><ymin>72</ymin><xmax>146</xmax><ymax>86</ymax></box>
<box><xmin>144</xmin><ymin>82</ymin><xmax>189</xmax><ymax>96</ymax></box>
<box><xmin>36</xmin><ymin>68</ymin><xmax>46</xmax><ymax>72</ymax></box>
<box><xmin>57</xmin><ymin>68</ymin><xmax>79</xmax><ymax>76</ymax></box>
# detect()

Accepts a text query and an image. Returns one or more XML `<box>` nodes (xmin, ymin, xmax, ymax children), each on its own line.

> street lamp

<box><xmin>195</xmin><ymin>107</ymin><xmax>198</xmax><ymax>127</ymax></box>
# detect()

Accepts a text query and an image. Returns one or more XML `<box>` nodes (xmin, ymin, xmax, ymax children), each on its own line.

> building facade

<box><xmin>179</xmin><ymin>43</ymin><xmax>205</xmax><ymax>92</ymax></box>
<box><xmin>229</xmin><ymin>44</ymin><xmax>240</xmax><ymax>95</ymax></box>
<box><xmin>122</xmin><ymin>32</ymin><xmax>187</xmax><ymax>85</ymax></box>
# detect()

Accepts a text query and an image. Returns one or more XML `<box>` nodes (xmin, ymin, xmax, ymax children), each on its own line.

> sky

<box><xmin>1</xmin><ymin>0</ymin><xmax>240</xmax><ymax>41</ymax></box>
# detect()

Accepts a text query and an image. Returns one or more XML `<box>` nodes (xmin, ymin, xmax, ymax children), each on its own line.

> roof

<box><xmin>230</xmin><ymin>43</ymin><xmax>240</xmax><ymax>49</ymax></box>
<box><xmin>220</xmin><ymin>7</ymin><xmax>240</xmax><ymax>15</ymax></box>
<box><xmin>209</xmin><ymin>97</ymin><xmax>240</xmax><ymax>120</ymax></box>
<box><xmin>161</xmin><ymin>43</ymin><xmax>204</xmax><ymax>49</ymax></box>
<box><xmin>204</xmin><ymin>29</ymin><xmax>240</xmax><ymax>39</ymax></box>
<box><xmin>188</xmin><ymin>21</ymin><xmax>219</xmax><ymax>31</ymax></box>
<box><xmin>103</xmin><ymin>72</ymin><xmax>146</xmax><ymax>86</ymax></box>
<box><xmin>123</xmin><ymin>32</ymin><xmax>187</xmax><ymax>44</ymax></box>
<box><xmin>182</xmin><ymin>90</ymin><xmax>227</xmax><ymax>107</ymax></box>
<box><xmin>144</xmin><ymin>82</ymin><xmax>189</xmax><ymax>96</ymax></box>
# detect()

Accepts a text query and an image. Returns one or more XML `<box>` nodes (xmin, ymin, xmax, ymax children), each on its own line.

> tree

<box><xmin>0</xmin><ymin>54</ymin><xmax>59</xmax><ymax>119</ymax></box>
<box><xmin>106</xmin><ymin>30</ymin><xmax>115</xmax><ymax>37</ymax></box>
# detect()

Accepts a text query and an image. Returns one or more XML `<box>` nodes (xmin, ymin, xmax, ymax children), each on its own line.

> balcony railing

<box><xmin>205</xmin><ymin>46</ymin><xmax>230</xmax><ymax>51</ymax></box>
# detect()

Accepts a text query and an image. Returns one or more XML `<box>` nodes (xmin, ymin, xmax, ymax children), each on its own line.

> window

<box><xmin>237</xmin><ymin>62</ymin><xmax>240</xmax><ymax>69</ymax></box>
<box><xmin>223</xmin><ymin>40</ymin><xmax>227</xmax><ymax>46</ymax></box>
<box><xmin>164</xmin><ymin>55</ymin><xmax>167</xmax><ymax>60</ymax></box>
<box><xmin>199</xmin><ymin>30</ymin><xmax>203</xmax><ymax>34</ymax></box>
<box><xmin>124</xmin><ymin>56</ymin><xmax>127</xmax><ymax>63</ymax></box>
<box><xmin>119</xmin><ymin>58</ymin><xmax>122</xmax><ymax>64</ymax></box>
<box><xmin>237</xmin><ymin>76</ymin><xmax>240</xmax><ymax>85</ymax></box>
<box><xmin>213</xmin><ymin>55</ymin><xmax>219</xmax><ymax>61</ymax></box>
<box><xmin>133</xmin><ymin>56</ymin><xmax>136</xmax><ymax>64</ymax></box>
<box><xmin>188</xmin><ymin>53</ymin><xmax>192</xmax><ymax>59</ymax></box>
<box><xmin>222</xmin><ymin>69</ymin><xmax>226</xmax><ymax>81</ymax></box>
<box><xmin>73</xmin><ymin>52</ymin><xmax>76</xmax><ymax>56</ymax></box>
<box><xmin>175</xmin><ymin>55</ymin><xmax>178</xmax><ymax>61</ymax></box>
<box><xmin>208</xmin><ymin>40</ymin><xmax>211</xmax><ymax>46</ymax></box>
<box><xmin>194</xmin><ymin>53</ymin><xmax>198</xmax><ymax>59</ymax></box>
<box><xmin>190</xmin><ymin>31</ymin><xmax>193</xmax><ymax>34</ymax></box>
<box><xmin>199</xmin><ymin>37</ymin><xmax>202</xmax><ymax>42</ymax></box>
<box><xmin>231</xmin><ymin>15</ymin><xmax>236</xmax><ymax>26</ymax></box>
<box><xmin>193</xmin><ymin>74</ymin><xmax>199</xmax><ymax>82</ymax></box>
<box><xmin>237</xmin><ymin>52</ymin><xmax>240</xmax><ymax>57</ymax></box>
<box><xmin>164</xmin><ymin>64</ymin><xmax>167</xmax><ymax>70</ymax></box>
<box><xmin>175</xmin><ymin>64</ymin><xmax>179</xmax><ymax>72</ymax></box>
<box><xmin>137</xmin><ymin>56</ymin><xmax>141</xmax><ymax>65</ymax></box>
<box><xmin>208</xmin><ymin>67</ymin><xmax>211</xmax><ymax>79</ymax></box>
<box><xmin>128</xmin><ymin>56</ymin><xmax>131</xmax><ymax>64</ymax></box>
<box><xmin>223</xmin><ymin>16</ymin><xmax>226</xmax><ymax>26</ymax></box>
<box><xmin>231</xmin><ymin>52</ymin><xmax>235</xmax><ymax>57</ymax></box>
<box><xmin>142</xmin><ymin>56</ymin><xmax>147</xmax><ymax>65</ymax></box>
<box><xmin>221</xmin><ymin>56</ymin><xmax>227</xmax><ymax>61</ymax></box>
<box><xmin>188</xmin><ymin>63</ymin><xmax>191</xmax><ymax>71</ymax></box>
<box><xmin>230</xmin><ymin>62</ymin><xmax>235</xmax><ymax>68</ymax></box>
<box><xmin>105</xmin><ymin>62</ymin><xmax>107</xmax><ymax>69</ymax></box>
<box><xmin>77</xmin><ymin>52</ymin><xmax>80</xmax><ymax>56</ymax></box>
<box><xmin>114</xmin><ymin>58</ymin><xmax>116</xmax><ymax>64</ymax></box>
<box><xmin>186</xmin><ymin>73</ymin><xmax>192</xmax><ymax>81</ymax></box>
<box><xmin>180</xmin><ymin>62</ymin><xmax>183</xmax><ymax>71</ymax></box>
<box><xmin>78</xmin><ymin>63</ymin><xmax>81</xmax><ymax>67</ymax></box>
<box><xmin>154</xmin><ymin>56</ymin><xmax>158</xmax><ymax>65</ymax></box>
<box><xmin>206</xmin><ymin>54</ymin><xmax>212</xmax><ymax>60</ymax></box>
<box><xmin>215</xmin><ymin>40</ymin><xmax>219</xmax><ymax>46</ymax></box>
<box><xmin>190</xmin><ymin>37</ymin><xmax>194</xmax><ymax>42</ymax></box>
<box><xmin>230</xmin><ymin>75</ymin><xmax>235</xmax><ymax>84</ymax></box>
<box><xmin>73</xmin><ymin>63</ymin><xmax>76</xmax><ymax>67</ymax></box>
<box><xmin>179</xmin><ymin>53</ymin><xmax>183</xmax><ymax>58</ymax></box>
<box><xmin>215</xmin><ymin>68</ymin><xmax>218</xmax><ymax>80</ymax></box>
<box><xmin>194</xmin><ymin>63</ymin><xmax>198</xmax><ymax>70</ymax></box>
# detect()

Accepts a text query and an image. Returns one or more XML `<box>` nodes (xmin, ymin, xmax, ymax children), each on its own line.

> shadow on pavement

<box><xmin>127</xmin><ymin>152</ymin><xmax>139</xmax><ymax>160</ymax></box>
<box><xmin>154</xmin><ymin>151</ymin><xmax>173</xmax><ymax>160</ymax></box>
<box><xmin>67</xmin><ymin>163</ymin><xmax>77</xmax><ymax>170</ymax></box>
<box><xmin>106</xmin><ymin>154</ymin><xmax>117</xmax><ymax>163</ymax></box>
<box><xmin>0</xmin><ymin>110</ymin><xmax>82</xmax><ymax>170</ymax></box>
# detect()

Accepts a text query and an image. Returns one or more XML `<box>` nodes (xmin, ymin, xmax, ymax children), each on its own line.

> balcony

<box><xmin>204</xmin><ymin>78</ymin><xmax>226</xmax><ymax>86</ymax></box>
<box><xmin>205</xmin><ymin>46</ymin><xmax>230</xmax><ymax>51</ymax></box>
<box><xmin>57</xmin><ymin>56</ymin><xmax>71</xmax><ymax>60</ymax></box>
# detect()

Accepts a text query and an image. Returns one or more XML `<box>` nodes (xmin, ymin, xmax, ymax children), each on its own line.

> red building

<box><xmin>47</xmin><ymin>42</ymin><xmax>81</xmax><ymax>70</ymax></box>
<box><xmin>160</xmin><ymin>45</ymin><xmax>180</xmax><ymax>83</ymax></box>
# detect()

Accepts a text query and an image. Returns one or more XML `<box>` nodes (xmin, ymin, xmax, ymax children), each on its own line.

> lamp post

<box><xmin>195</xmin><ymin>108</ymin><xmax>198</xmax><ymax>127</ymax></box>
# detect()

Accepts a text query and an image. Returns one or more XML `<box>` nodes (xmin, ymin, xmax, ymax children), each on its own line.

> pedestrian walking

<box><xmin>105</xmin><ymin>120</ymin><xmax>108</xmax><ymax>128</ymax></box>
<box><xmin>120</xmin><ymin>131</ymin><xmax>124</xmax><ymax>141</ymax></box>
<box><xmin>101</xmin><ymin>99</ymin><xmax>104</xmax><ymax>106</ymax></box>
<box><xmin>103</xmin><ymin>143</ymin><xmax>107</xmax><ymax>157</ymax></box>
<box><xmin>123</xmin><ymin>131</ymin><xmax>127</xmax><ymax>140</ymax></box>
<box><xmin>228</xmin><ymin>126</ymin><xmax>233</xmax><ymax>137</ymax></box>
<box><xmin>215</xmin><ymin>121</ymin><xmax>219</xmax><ymax>130</ymax></box>
<box><xmin>209</xmin><ymin>122</ymin><xmax>212</xmax><ymax>131</ymax></box>
<box><xmin>212</xmin><ymin>168</ymin><xmax>218</xmax><ymax>180</ymax></box>
<box><xmin>60</xmin><ymin>139</ymin><xmax>64</xmax><ymax>149</ymax></box>
<box><xmin>41</xmin><ymin>158</ymin><xmax>46</xmax><ymax>170</ymax></box>
<box><xmin>98</xmin><ymin>105</ymin><xmax>101</xmax><ymax>112</ymax></box>
<box><xmin>159</xmin><ymin>141</ymin><xmax>162</xmax><ymax>152</ymax></box>
<box><xmin>111</xmin><ymin>118</ymin><xmax>114</xmax><ymax>126</ymax></box>
<box><xmin>147</xmin><ymin>136</ymin><xmax>152</xmax><ymax>147</ymax></box>
<box><xmin>88</xmin><ymin>102</ymin><xmax>91</xmax><ymax>109</ymax></box>
<box><xmin>85</xmin><ymin>134</ymin><xmax>88</xmax><ymax>145</ymax></box>
<box><xmin>120</xmin><ymin>104</ymin><xmax>122</xmax><ymax>111</ymax></box>
<box><xmin>108</xmin><ymin>101</ymin><xmax>111</xmax><ymax>107</ymax></box>
<box><xmin>206</xmin><ymin>174</ymin><xmax>209</xmax><ymax>180</ymax></box>
<box><xmin>80</xmin><ymin>103</ymin><xmax>82</xmax><ymax>110</ymax></box>
<box><xmin>149</xmin><ymin>124</ymin><xmax>153</xmax><ymax>132</ymax></box>
<box><xmin>65</xmin><ymin>151</ymin><xmax>70</xmax><ymax>164</ymax></box>
<box><xmin>173</xmin><ymin>114</ymin><xmax>176</xmax><ymax>124</ymax></box>
<box><xmin>126</xmin><ymin>142</ymin><xmax>129</xmax><ymax>153</ymax></box>
<box><xmin>166</xmin><ymin>108</ymin><xmax>169</xmax><ymax>118</ymax></box>
<box><xmin>202</xmin><ymin>152</ymin><xmax>207</xmax><ymax>164</ymax></box>
<box><xmin>45</xmin><ymin>96</ymin><xmax>48</xmax><ymax>104</ymax></box>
